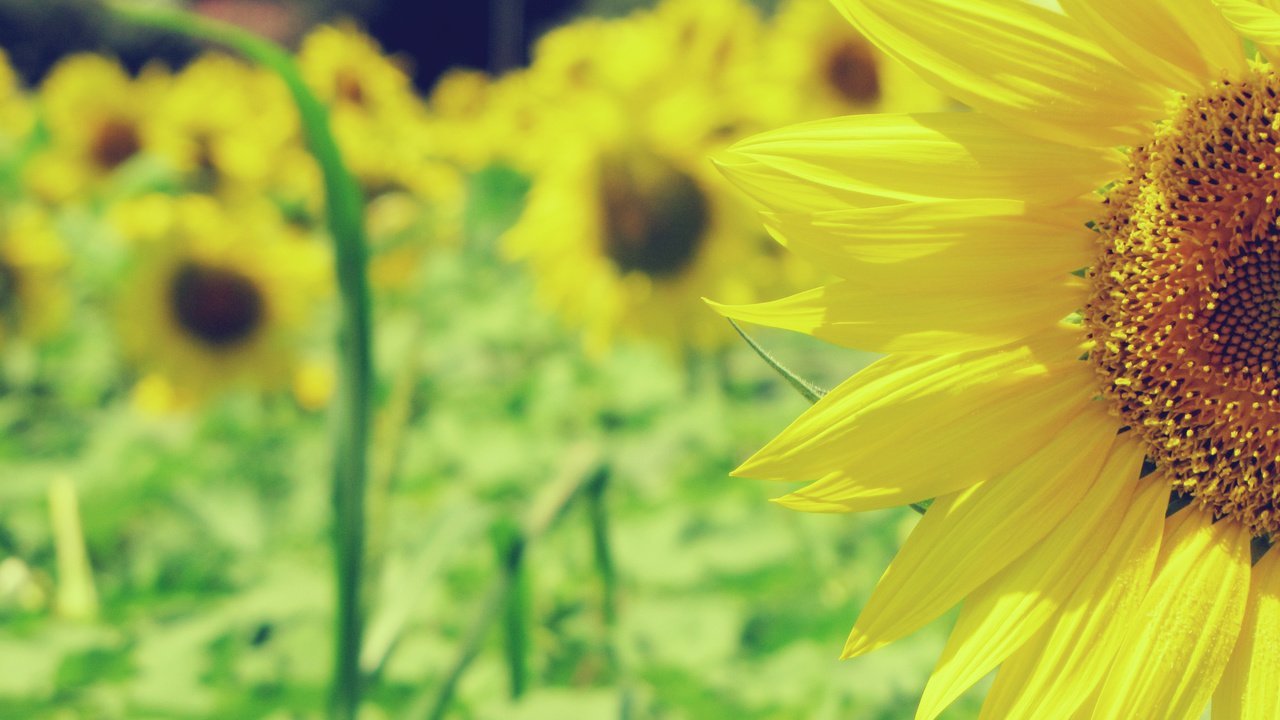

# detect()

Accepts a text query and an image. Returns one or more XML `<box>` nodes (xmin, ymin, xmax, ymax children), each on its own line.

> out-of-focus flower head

<box><xmin>151</xmin><ymin>52</ymin><xmax>299</xmax><ymax>194</ymax></box>
<box><xmin>500</xmin><ymin>0</ymin><xmax>794</xmax><ymax>354</ymax></box>
<box><xmin>298</xmin><ymin>23</ymin><xmax>429</xmax><ymax>193</ymax></box>
<box><xmin>760</xmin><ymin>0</ymin><xmax>947</xmax><ymax>124</ymax></box>
<box><xmin>110</xmin><ymin>193</ymin><xmax>330</xmax><ymax>408</ymax></box>
<box><xmin>27</xmin><ymin>54</ymin><xmax>171</xmax><ymax>203</ymax></box>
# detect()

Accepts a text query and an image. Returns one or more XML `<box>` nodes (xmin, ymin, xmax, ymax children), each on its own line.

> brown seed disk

<box><xmin>169</xmin><ymin>262</ymin><xmax>265</xmax><ymax>348</ymax></box>
<box><xmin>91</xmin><ymin>117</ymin><xmax>142</xmax><ymax>171</ymax></box>
<box><xmin>823</xmin><ymin>39</ymin><xmax>880</xmax><ymax>105</ymax></box>
<box><xmin>598</xmin><ymin>154</ymin><xmax>709</xmax><ymax>279</ymax></box>
<box><xmin>1085</xmin><ymin>71</ymin><xmax>1280</xmax><ymax>536</ymax></box>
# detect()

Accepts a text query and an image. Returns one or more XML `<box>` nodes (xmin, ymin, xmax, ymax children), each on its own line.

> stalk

<box><xmin>104</xmin><ymin>6</ymin><xmax>373</xmax><ymax>718</ymax></box>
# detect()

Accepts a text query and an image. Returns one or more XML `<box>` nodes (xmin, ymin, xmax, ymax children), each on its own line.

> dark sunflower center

<box><xmin>169</xmin><ymin>262</ymin><xmax>264</xmax><ymax>347</ymax></box>
<box><xmin>1085</xmin><ymin>70</ymin><xmax>1280</xmax><ymax>535</ymax></box>
<box><xmin>823</xmin><ymin>39</ymin><xmax>880</xmax><ymax>104</ymax></box>
<box><xmin>91</xmin><ymin>117</ymin><xmax>141</xmax><ymax>171</ymax></box>
<box><xmin>598</xmin><ymin>155</ymin><xmax>708</xmax><ymax>278</ymax></box>
<box><xmin>1202</xmin><ymin>236</ymin><xmax>1280</xmax><ymax>379</ymax></box>
<box><xmin>335</xmin><ymin>68</ymin><xmax>366</xmax><ymax>106</ymax></box>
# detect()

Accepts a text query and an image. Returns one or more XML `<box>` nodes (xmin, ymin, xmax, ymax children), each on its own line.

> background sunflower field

<box><xmin>0</xmin><ymin>0</ymin><xmax>982</xmax><ymax>717</ymax></box>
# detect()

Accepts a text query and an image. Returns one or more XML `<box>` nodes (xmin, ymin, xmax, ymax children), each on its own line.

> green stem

<box><xmin>585</xmin><ymin>468</ymin><xmax>633</xmax><ymax>719</ymax></box>
<box><xmin>494</xmin><ymin>519</ymin><xmax>530</xmax><ymax>699</ymax></box>
<box><xmin>105</xmin><ymin>6</ymin><xmax>373</xmax><ymax>719</ymax></box>
<box><xmin>727</xmin><ymin>318</ymin><xmax>828</xmax><ymax>403</ymax></box>
<box><xmin>585</xmin><ymin>468</ymin><xmax>616</xmax><ymax>628</ymax></box>
<box><xmin>413</xmin><ymin>447</ymin><xmax>603</xmax><ymax>720</ymax></box>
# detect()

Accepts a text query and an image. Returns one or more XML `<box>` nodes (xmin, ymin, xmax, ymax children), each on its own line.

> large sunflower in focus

<box><xmin>113</xmin><ymin>194</ymin><xmax>328</xmax><ymax>404</ymax></box>
<box><xmin>716</xmin><ymin>1</ymin><xmax>1280</xmax><ymax>717</ymax></box>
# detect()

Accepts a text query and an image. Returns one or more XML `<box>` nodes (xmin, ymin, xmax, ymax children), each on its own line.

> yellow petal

<box><xmin>734</xmin><ymin>331</ymin><xmax>1095</xmax><ymax>513</ymax></box>
<box><xmin>842</xmin><ymin>403</ymin><xmax>1120</xmax><ymax>658</ymax></box>
<box><xmin>711</xmin><ymin>274</ymin><xmax>1083</xmax><ymax>355</ymax></box>
<box><xmin>759</xmin><ymin>199</ymin><xmax>1094</xmax><ymax>281</ymax></box>
<box><xmin>978</xmin><ymin>477</ymin><xmax>1169</xmax><ymax>719</ymax></box>
<box><xmin>914</xmin><ymin>437</ymin><xmax>1147</xmax><ymax>720</ymax></box>
<box><xmin>1213</xmin><ymin>0</ymin><xmax>1280</xmax><ymax>66</ymax></box>
<box><xmin>1060</xmin><ymin>0</ymin><xmax>1244</xmax><ymax>91</ymax></box>
<box><xmin>1213</xmin><ymin>547</ymin><xmax>1280</xmax><ymax>720</ymax></box>
<box><xmin>829</xmin><ymin>0</ymin><xmax>1166</xmax><ymax>147</ymax></box>
<box><xmin>1093</xmin><ymin>509</ymin><xmax>1252</xmax><ymax>720</ymax></box>
<box><xmin>717</xmin><ymin>113</ymin><xmax>1122</xmax><ymax>216</ymax></box>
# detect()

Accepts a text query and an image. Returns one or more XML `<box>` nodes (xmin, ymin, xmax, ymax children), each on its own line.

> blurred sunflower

<box><xmin>717</xmin><ymin>1</ymin><xmax>1280</xmax><ymax>717</ymax></box>
<box><xmin>150</xmin><ymin>53</ymin><xmax>298</xmax><ymax>193</ymax></box>
<box><xmin>505</xmin><ymin>125</ymin><xmax>763</xmax><ymax>353</ymax></box>
<box><xmin>112</xmin><ymin>193</ymin><xmax>328</xmax><ymax>406</ymax></box>
<box><xmin>27</xmin><ymin>54</ymin><xmax>170</xmax><ymax>202</ymax></box>
<box><xmin>297</xmin><ymin>23</ymin><xmax>425</xmax><ymax>195</ymax></box>
<box><xmin>0</xmin><ymin>203</ymin><xmax>69</xmax><ymax>345</ymax></box>
<box><xmin>762</xmin><ymin>0</ymin><xmax>946</xmax><ymax>122</ymax></box>
<box><xmin>501</xmin><ymin>0</ymin><xmax>807</xmax><ymax>353</ymax></box>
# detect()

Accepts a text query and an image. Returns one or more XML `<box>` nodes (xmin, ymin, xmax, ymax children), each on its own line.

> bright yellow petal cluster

<box><xmin>719</xmin><ymin>0</ymin><xmax>1280</xmax><ymax>717</ymax></box>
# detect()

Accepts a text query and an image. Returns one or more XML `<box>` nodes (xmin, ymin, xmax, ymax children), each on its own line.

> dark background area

<box><xmin>0</xmin><ymin>0</ymin><xmax>584</xmax><ymax>90</ymax></box>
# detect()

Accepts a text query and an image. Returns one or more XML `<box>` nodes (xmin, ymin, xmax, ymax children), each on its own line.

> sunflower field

<box><xmin>0</xmin><ymin>0</ymin><xmax>970</xmax><ymax>718</ymax></box>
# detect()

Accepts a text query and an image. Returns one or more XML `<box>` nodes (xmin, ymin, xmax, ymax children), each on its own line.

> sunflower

<box><xmin>150</xmin><ymin>53</ymin><xmax>298</xmax><ymax>193</ymax></box>
<box><xmin>714</xmin><ymin>1</ymin><xmax>1280</xmax><ymax>717</ymax></box>
<box><xmin>500</xmin><ymin>0</ymin><xmax>819</xmax><ymax>353</ymax></box>
<box><xmin>27</xmin><ymin>54</ymin><xmax>170</xmax><ymax>202</ymax></box>
<box><xmin>505</xmin><ymin>121</ymin><xmax>765</xmax><ymax>353</ymax></box>
<box><xmin>297</xmin><ymin>23</ymin><xmax>427</xmax><ymax>195</ymax></box>
<box><xmin>761</xmin><ymin>0</ymin><xmax>946</xmax><ymax>123</ymax></box>
<box><xmin>112</xmin><ymin>193</ymin><xmax>328</xmax><ymax>404</ymax></box>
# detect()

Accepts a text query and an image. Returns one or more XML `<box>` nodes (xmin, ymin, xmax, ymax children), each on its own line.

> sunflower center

<box><xmin>91</xmin><ymin>117</ymin><xmax>141</xmax><ymax>171</ymax></box>
<box><xmin>823</xmin><ymin>39</ymin><xmax>880</xmax><ymax>104</ymax></box>
<box><xmin>169</xmin><ymin>262</ymin><xmax>264</xmax><ymax>347</ymax></box>
<box><xmin>598</xmin><ymin>154</ymin><xmax>708</xmax><ymax>278</ymax></box>
<box><xmin>335</xmin><ymin>68</ymin><xmax>366</xmax><ymax>106</ymax></box>
<box><xmin>1086</xmin><ymin>70</ymin><xmax>1280</xmax><ymax>535</ymax></box>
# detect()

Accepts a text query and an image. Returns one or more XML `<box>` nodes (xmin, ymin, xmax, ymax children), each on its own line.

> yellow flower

<box><xmin>27</xmin><ymin>54</ymin><xmax>170</xmax><ymax>202</ymax></box>
<box><xmin>0</xmin><ymin>203</ymin><xmax>70</xmax><ymax>345</ymax></box>
<box><xmin>506</xmin><ymin>127</ymin><xmax>764</xmax><ymax>353</ymax></box>
<box><xmin>502</xmin><ymin>0</ymin><xmax>813</xmax><ymax>353</ymax></box>
<box><xmin>298</xmin><ymin>23</ymin><xmax>428</xmax><ymax>193</ymax></box>
<box><xmin>762</xmin><ymin>0</ymin><xmax>947</xmax><ymax>122</ymax></box>
<box><xmin>716</xmin><ymin>1</ymin><xmax>1280</xmax><ymax>717</ymax></box>
<box><xmin>112</xmin><ymin>194</ymin><xmax>329</xmax><ymax>404</ymax></box>
<box><xmin>150</xmin><ymin>53</ymin><xmax>298</xmax><ymax>191</ymax></box>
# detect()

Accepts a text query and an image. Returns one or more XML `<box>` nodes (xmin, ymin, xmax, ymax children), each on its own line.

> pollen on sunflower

<box><xmin>1086</xmin><ymin>68</ymin><xmax>1280</xmax><ymax>536</ymax></box>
